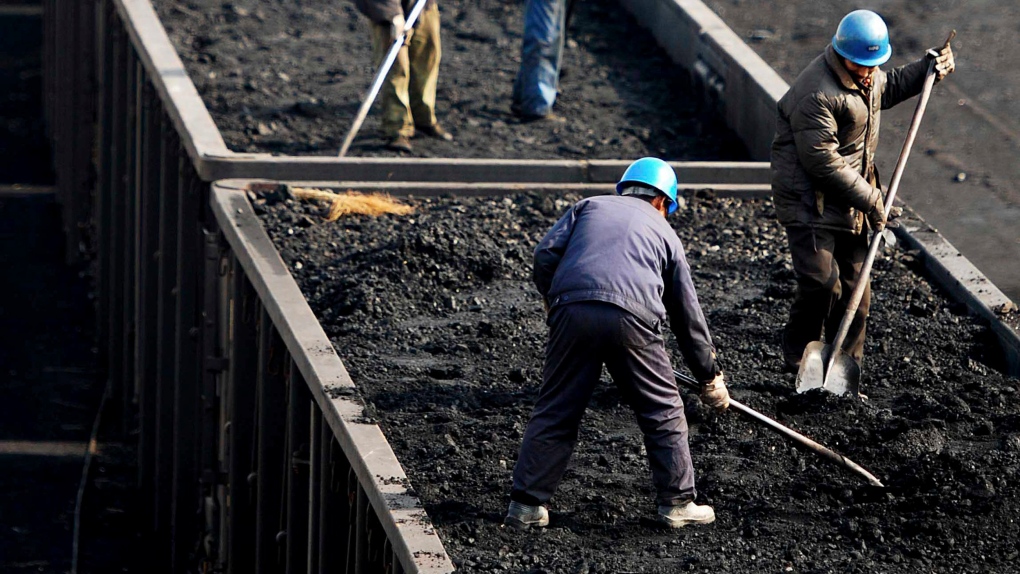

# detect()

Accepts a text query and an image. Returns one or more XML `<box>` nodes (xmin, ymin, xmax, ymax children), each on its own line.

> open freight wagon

<box><xmin>41</xmin><ymin>0</ymin><xmax>1020</xmax><ymax>571</ymax></box>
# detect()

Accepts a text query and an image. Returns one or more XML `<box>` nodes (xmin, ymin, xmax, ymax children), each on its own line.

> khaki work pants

<box><xmin>370</xmin><ymin>5</ymin><xmax>442</xmax><ymax>139</ymax></box>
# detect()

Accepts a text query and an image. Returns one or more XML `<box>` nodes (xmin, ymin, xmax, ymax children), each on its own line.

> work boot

<box><xmin>386</xmin><ymin>135</ymin><xmax>413</xmax><ymax>153</ymax></box>
<box><xmin>781</xmin><ymin>331</ymin><xmax>802</xmax><ymax>373</ymax></box>
<box><xmin>415</xmin><ymin>123</ymin><xmax>453</xmax><ymax>141</ymax></box>
<box><xmin>782</xmin><ymin>355</ymin><xmax>801</xmax><ymax>374</ymax></box>
<box><xmin>655</xmin><ymin>501</ymin><xmax>715</xmax><ymax>528</ymax></box>
<box><xmin>504</xmin><ymin>501</ymin><xmax>549</xmax><ymax>530</ymax></box>
<box><xmin>511</xmin><ymin>103</ymin><xmax>566</xmax><ymax>124</ymax></box>
<box><xmin>517</xmin><ymin>111</ymin><xmax>566</xmax><ymax>124</ymax></box>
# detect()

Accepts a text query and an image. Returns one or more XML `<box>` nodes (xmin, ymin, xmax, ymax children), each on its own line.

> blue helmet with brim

<box><xmin>832</xmin><ymin>9</ymin><xmax>892</xmax><ymax>67</ymax></box>
<box><xmin>616</xmin><ymin>157</ymin><xmax>680</xmax><ymax>215</ymax></box>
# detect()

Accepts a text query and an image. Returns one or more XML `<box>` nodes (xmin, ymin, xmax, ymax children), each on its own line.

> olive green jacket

<box><xmin>771</xmin><ymin>45</ymin><xmax>928</xmax><ymax>233</ymax></box>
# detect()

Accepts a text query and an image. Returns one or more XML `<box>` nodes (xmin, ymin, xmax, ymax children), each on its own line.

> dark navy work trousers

<box><xmin>511</xmin><ymin>301</ymin><xmax>697</xmax><ymax>507</ymax></box>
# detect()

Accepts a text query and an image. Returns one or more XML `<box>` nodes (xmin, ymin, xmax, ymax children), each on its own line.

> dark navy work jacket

<box><xmin>533</xmin><ymin>195</ymin><xmax>718</xmax><ymax>381</ymax></box>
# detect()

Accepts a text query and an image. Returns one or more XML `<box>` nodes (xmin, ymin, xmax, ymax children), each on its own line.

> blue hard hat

<box><xmin>832</xmin><ymin>10</ymin><xmax>892</xmax><ymax>67</ymax></box>
<box><xmin>616</xmin><ymin>157</ymin><xmax>680</xmax><ymax>215</ymax></box>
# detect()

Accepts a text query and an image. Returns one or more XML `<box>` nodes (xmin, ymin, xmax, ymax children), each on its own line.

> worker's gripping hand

<box><xmin>700</xmin><ymin>373</ymin><xmax>730</xmax><ymax>411</ymax></box>
<box><xmin>389</xmin><ymin>14</ymin><xmax>406</xmax><ymax>42</ymax></box>
<box><xmin>867</xmin><ymin>195</ymin><xmax>887</xmax><ymax>232</ymax></box>
<box><xmin>929</xmin><ymin>44</ymin><xmax>955</xmax><ymax>81</ymax></box>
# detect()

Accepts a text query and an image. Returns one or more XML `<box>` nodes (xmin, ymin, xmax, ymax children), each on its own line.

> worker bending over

<box><xmin>506</xmin><ymin>158</ymin><xmax>730</xmax><ymax>530</ymax></box>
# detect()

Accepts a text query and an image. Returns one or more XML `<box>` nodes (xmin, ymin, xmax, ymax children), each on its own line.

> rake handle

<box><xmin>338</xmin><ymin>0</ymin><xmax>432</xmax><ymax>157</ymax></box>
<box><xmin>674</xmin><ymin>371</ymin><xmax>884</xmax><ymax>487</ymax></box>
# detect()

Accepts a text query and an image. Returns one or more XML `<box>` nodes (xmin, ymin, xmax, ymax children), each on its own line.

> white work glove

<box><xmin>700</xmin><ymin>373</ymin><xmax>730</xmax><ymax>411</ymax></box>
<box><xmin>929</xmin><ymin>44</ymin><xmax>955</xmax><ymax>81</ymax></box>
<box><xmin>389</xmin><ymin>14</ymin><xmax>406</xmax><ymax>42</ymax></box>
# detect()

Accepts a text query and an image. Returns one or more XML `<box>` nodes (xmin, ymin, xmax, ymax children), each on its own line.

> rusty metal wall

<box><xmin>42</xmin><ymin>0</ymin><xmax>96</xmax><ymax>263</ymax></box>
<box><xmin>41</xmin><ymin>1</ymin><xmax>454</xmax><ymax>572</ymax></box>
<box><xmin>211</xmin><ymin>188</ymin><xmax>454</xmax><ymax>574</ymax></box>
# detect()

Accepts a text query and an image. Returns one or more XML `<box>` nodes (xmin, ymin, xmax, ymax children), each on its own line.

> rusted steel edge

<box><xmin>112</xmin><ymin>0</ymin><xmax>777</xmax><ymax>186</ymax></box>
<box><xmin>893</xmin><ymin>211</ymin><xmax>1020</xmax><ymax>376</ymax></box>
<box><xmin>112</xmin><ymin>0</ymin><xmax>229</xmax><ymax>172</ymax></box>
<box><xmin>0</xmin><ymin>6</ymin><xmax>43</xmax><ymax>16</ymax></box>
<box><xmin>616</xmin><ymin>0</ymin><xmax>789</xmax><ymax>161</ymax></box>
<box><xmin>0</xmin><ymin>184</ymin><xmax>57</xmax><ymax>197</ymax></box>
<box><xmin>700</xmin><ymin>182</ymin><xmax>1019</xmax><ymax>375</ymax></box>
<box><xmin>210</xmin><ymin>184</ymin><xmax>455</xmax><ymax>574</ymax></box>
<box><xmin>674</xmin><ymin>180</ymin><xmax>1019</xmax><ymax>376</ymax></box>
<box><xmin>198</xmin><ymin>155</ymin><xmax>772</xmax><ymax>186</ymax></box>
<box><xmin>214</xmin><ymin>178</ymin><xmax>769</xmax><ymax>198</ymax></box>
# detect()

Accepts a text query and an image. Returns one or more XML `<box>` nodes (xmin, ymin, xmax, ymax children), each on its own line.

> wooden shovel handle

<box><xmin>825</xmin><ymin>34</ymin><xmax>950</xmax><ymax>378</ymax></box>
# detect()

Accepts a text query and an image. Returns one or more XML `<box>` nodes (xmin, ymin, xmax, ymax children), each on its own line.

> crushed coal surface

<box><xmin>151</xmin><ymin>0</ymin><xmax>746</xmax><ymax>160</ymax></box>
<box><xmin>256</xmin><ymin>189</ymin><xmax>1020</xmax><ymax>573</ymax></box>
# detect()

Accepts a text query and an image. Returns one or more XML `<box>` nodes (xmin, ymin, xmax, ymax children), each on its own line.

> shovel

<box><xmin>338</xmin><ymin>0</ymin><xmax>432</xmax><ymax>157</ymax></box>
<box><xmin>673</xmin><ymin>371</ymin><xmax>883</xmax><ymax>487</ymax></box>
<box><xmin>796</xmin><ymin>32</ymin><xmax>954</xmax><ymax>396</ymax></box>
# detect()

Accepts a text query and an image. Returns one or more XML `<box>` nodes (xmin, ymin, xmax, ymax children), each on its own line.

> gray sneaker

<box><xmin>655</xmin><ymin>501</ymin><xmax>716</xmax><ymax>528</ymax></box>
<box><xmin>504</xmin><ymin>501</ymin><xmax>549</xmax><ymax>529</ymax></box>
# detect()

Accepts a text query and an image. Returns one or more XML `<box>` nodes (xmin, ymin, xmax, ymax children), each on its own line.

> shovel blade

<box><xmin>795</xmin><ymin>341</ymin><xmax>830</xmax><ymax>393</ymax></box>
<box><xmin>822</xmin><ymin>350</ymin><xmax>862</xmax><ymax>396</ymax></box>
<box><xmin>796</xmin><ymin>342</ymin><xmax>863</xmax><ymax>396</ymax></box>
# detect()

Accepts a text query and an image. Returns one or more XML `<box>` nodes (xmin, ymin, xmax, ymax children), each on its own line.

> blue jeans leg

<box><xmin>511</xmin><ymin>0</ymin><xmax>566</xmax><ymax>117</ymax></box>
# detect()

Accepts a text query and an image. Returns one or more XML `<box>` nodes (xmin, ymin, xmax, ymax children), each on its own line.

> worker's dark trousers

<box><xmin>511</xmin><ymin>302</ymin><xmax>696</xmax><ymax>507</ymax></box>
<box><xmin>782</xmin><ymin>226</ymin><xmax>871</xmax><ymax>366</ymax></box>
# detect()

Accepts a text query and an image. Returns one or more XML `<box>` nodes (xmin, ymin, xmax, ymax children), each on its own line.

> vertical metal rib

<box><xmin>153</xmin><ymin>123</ymin><xmax>181</xmax><ymax>557</ymax></box>
<box><xmin>255</xmin><ymin>311</ymin><xmax>287</xmax><ymax>574</ymax></box>
<box><xmin>94</xmin><ymin>0</ymin><xmax>113</xmax><ymax>382</ymax></box>
<box><xmin>286</xmin><ymin>365</ymin><xmax>311</xmax><ymax>574</ymax></box>
<box><xmin>170</xmin><ymin>166</ymin><xmax>202</xmax><ymax>571</ymax></box>
<box><xmin>307</xmin><ymin>407</ymin><xmax>322</xmax><ymax>574</ymax></box>
<box><xmin>136</xmin><ymin>80</ymin><xmax>162</xmax><ymax>516</ymax></box>
<box><xmin>199</xmin><ymin>228</ymin><xmax>224</xmax><ymax>568</ymax></box>
<box><xmin>226</xmin><ymin>264</ymin><xmax>258</xmax><ymax>574</ymax></box>
<box><xmin>107</xmin><ymin>15</ymin><xmax>127</xmax><ymax>422</ymax></box>
<box><xmin>355</xmin><ymin>484</ymin><xmax>368</xmax><ymax>574</ymax></box>
<box><xmin>122</xmin><ymin>48</ymin><xmax>139</xmax><ymax>432</ymax></box>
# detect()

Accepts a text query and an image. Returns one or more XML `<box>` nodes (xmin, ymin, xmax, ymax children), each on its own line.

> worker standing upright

<box><xmin>354</xmin><ymin>0</ymin><xmax>454</xmax><ymax>152</ymax></box>
<box><xmin>772</xmin><ymin>10</ymin><xmax>955</xmax><ymax>373</ymax></box>
<box><xmin>511</xmin><ymin>0</ymin><xmax>569</xmax><ymax>122</ymax></box>
<box><xmin>505</xmin><ymin>158</ymin><xmax>730</xmax><ymax>530</ymax></box>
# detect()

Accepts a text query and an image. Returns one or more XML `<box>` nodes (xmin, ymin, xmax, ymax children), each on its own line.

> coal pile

<box><xmin>151</xmin><ymin>0</ymin><xmax>746</xmax><ymax>160</ymax></box>
<box><xmin>256</xmin><ymin>189</ymin><xmax>1020</xmax><ymax>573</ymax></box>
